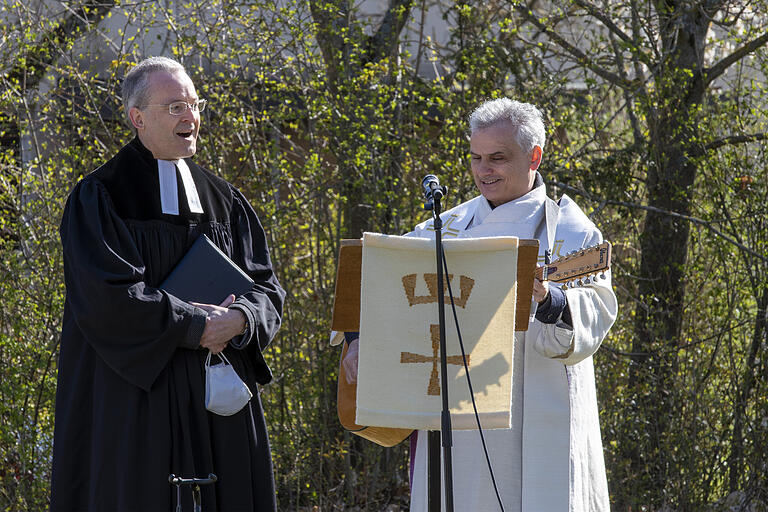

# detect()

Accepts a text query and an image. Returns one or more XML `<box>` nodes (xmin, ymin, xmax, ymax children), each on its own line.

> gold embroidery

<box><xmin>401</xmin><ymin>324</ymin><xmax>469</xmax><ymax>395</ymax></box>
<box><xmin>426</xmin><ymin>214</ymin><xmax>461</xmax><ymax>238</ymax></box>
<box><xmin>401</xmin><ymin>273</ymin><xmax>475</xmax><ymax>308</ymax></box>
<box><xmin>537</xmin><ymin>239</ymin><xmax>566</xmax><ymax>264</ymax></box>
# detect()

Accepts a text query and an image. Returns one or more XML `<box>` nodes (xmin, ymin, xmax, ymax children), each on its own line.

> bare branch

<box><xmin>513</xmin><ymin>3</ymin><xmax>636</xmax><ymax>90</ymax></box>
<box><xmin>571</xmin><ymin>0</ymin><xmax>631</xmax><ymax>42</ymax></box>
<box><xmin>705</xmin><ymin>31</ymin><xmax>768</xmax><ymax>87</ymax></box>
<box><xmin>606</xmin><ymin>31</ymin><xmax>645</xmax><ymax>144</ymax></box>
<box><xmin>705</xmin><ymin>133</ymin><xmax>768</xmax><ymax>152</ymax></box>
<box><xmin>550</xmin><ymin>180</ymin><xmax>768</xmax><ymax>264</ymax></box>
<box><xmin>570</xmin><ymin>0</ymin><xmax>653</xmax><ymax>69</ymax></box>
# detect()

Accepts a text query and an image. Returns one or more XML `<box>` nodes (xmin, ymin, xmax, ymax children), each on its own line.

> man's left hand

<box><xmin>533</xmin><ymin>278</ymin><xmax>549</xmax><ymax>303</ymax></box>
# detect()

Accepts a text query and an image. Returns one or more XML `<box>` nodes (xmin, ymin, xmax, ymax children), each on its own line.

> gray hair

<box><xmin>468</xmin><ymin>98</ymin><xmax>546</xmax><ymax>154</ymax></box>
<box><xmin>121</xmin><ymin>56</ymin><xmax>188</xmax><ymax>125</ymax></box>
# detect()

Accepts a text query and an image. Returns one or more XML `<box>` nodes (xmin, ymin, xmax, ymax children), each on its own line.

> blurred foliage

<box><xmin>0</xmin><ymin>0</ymin><xmax>766</xmax><ymax>510</ymax></box>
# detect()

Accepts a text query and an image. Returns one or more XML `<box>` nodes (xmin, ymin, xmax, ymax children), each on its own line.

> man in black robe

<box><xmin>51</xmin><ymin>56</ymin><xmax>285</xmax><ymax>512</ymax></box>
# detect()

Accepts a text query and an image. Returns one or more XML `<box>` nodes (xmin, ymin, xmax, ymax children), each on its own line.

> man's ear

<box><xmin>128</xmin><ymin>107</ymin><xmax>144</xmax><ymax>130</ymax></box>
<box><xmin>530</xmin><ymin>145</ymin><xmax>543</xmax><ymax>170</ymax></box>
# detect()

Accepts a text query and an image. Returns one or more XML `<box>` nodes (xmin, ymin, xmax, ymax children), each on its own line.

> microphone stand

<box><xmin>424</xmin><ymin>182</ymin><xmax>454</xmax><ymax>512</ymax></box>
<box><xmin>169</xmin><ymin>473</ymin><xmax>217</xmax><ymax>512</ymax></box>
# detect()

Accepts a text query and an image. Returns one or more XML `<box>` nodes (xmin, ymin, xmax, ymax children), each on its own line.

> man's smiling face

<box><xmin>130</xmin><ymin>70</ymin><xmax>200</xmax><ymax>160</ymax></box>
<box><xmin>469</xmin><ymin>122</ymin><xmax>542</xmax><ymax>207</ymax></box>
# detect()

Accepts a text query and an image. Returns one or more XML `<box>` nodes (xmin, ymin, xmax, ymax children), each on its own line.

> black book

<box><xmin>160</xmin><ymin>234</ymin><xmax>254</xmax><ymax>304</ymax></box>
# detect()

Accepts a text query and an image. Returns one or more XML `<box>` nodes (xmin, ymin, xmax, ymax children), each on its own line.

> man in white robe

<box><xmin>343</xmin><ymin>97</ymin><xmax>617</xmax><ymax>511</ymax></box>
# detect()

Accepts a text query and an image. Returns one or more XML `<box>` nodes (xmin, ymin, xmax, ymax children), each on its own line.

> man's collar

<box><xmin>128</xmin><ymin>136</ymin><xmax>156</xmax><ymax>163</ymax></box>
<box><xmin>484</xmin><ymin>171</ymin><xmax>545</xmax><ymax>210</ymax></box>
<box><xmin>128</xmin><ymin>136</ymin><xmax>196</xmax><ymax>168</ymax></box>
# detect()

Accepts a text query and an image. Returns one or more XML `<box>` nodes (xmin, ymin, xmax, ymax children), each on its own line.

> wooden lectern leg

<box><xmin>336</xmin><ymin>341</ymin><xmax>413</xmax><ymax>447</ymax></box>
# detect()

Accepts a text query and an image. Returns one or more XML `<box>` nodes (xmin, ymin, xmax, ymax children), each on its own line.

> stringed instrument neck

<box><xmin>535</xmin><ymin>241</ymin><xmax>612</xmax><ymax>287</ymax></box>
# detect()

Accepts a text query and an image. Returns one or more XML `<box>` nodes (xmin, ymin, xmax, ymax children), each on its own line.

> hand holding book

<box><xmin>160</xmin><ymin>235</ymin><xmax>255</xmax><ymax>351</ymax></box>
<box><xmin>192</xmin><ymin>294</ymin><xmax>246</xmax><ymax>354</ymax></box>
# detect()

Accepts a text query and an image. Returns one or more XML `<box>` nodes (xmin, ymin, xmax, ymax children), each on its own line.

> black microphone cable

<box><xmin>441</xmin><ymin>243</ymin><xmax>506</xmax><ymax>512</ymax></box>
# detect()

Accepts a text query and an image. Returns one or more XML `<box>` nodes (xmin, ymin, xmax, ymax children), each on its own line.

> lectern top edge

<box><xmin>339</xmin><ymin>237</ymin><xmax>538</xmax><ymax>247</ymax></box>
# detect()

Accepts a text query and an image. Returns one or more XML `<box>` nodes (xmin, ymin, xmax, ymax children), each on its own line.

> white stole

<box><xmin>409</xmin><ymin>184</ymin><xmax>575</xmax><ymax>511</ymax></box>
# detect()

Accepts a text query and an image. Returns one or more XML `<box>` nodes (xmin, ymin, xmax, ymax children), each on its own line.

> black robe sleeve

<box><xmin>60</xmin><ymin>178</ymin><xmax>208</xmax><ymax>391</ymax></box>
<box><xmin>226</xmin><ymin>187</ymin><xmax>285</xmax><ymax>383</ymax></box>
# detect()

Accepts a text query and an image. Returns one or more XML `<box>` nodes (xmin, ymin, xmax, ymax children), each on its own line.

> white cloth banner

<box><xmin>356</xmin><ymin>232</ymin><xmax>518</xmax><ymax>431</ymax></box>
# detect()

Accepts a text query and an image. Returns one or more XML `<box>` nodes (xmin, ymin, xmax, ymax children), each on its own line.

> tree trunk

<box><xmin>630</xmin><ymin>5</ymin><xmax>709</xmax><ymax>504</ymax></box>
<box><xmin>309</xmin><ymin>0</ymin><xmax>414</xmax><ymax>239</ymax></box>
<box><xmin>7</xmin><ymin>1</ymin><xmax>116</xmax><ymax>90</ymax></box>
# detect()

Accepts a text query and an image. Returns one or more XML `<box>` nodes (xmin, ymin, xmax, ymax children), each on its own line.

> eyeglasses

<box><xmin>141</xmin><ymin>99</ymin><xmax>207</xmax><ymax>115</ymax></box>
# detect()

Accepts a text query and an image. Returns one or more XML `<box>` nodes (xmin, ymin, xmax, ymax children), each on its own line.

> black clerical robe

<box><xmin>51</xmin><ymin>137</ymin><xmax>285</xmax><ymax>512</ymax></box>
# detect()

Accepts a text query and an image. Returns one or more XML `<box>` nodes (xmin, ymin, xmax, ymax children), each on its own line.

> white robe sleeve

<box><xmin>531</xmin><ymin>225</ymin><xmax>618</xmax><ymax>365</ymax></box>
<box><xmin>532</xmin><ymin>276</ymin><xmax>618</xmax><ymax>364</ymax></box>
<box><xmin>329</xmin><ymin>330</ymin><xmax>345</xmax><ymax>346</ymax></box>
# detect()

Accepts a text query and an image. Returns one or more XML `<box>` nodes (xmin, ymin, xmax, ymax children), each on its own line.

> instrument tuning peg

<box><xmin>600</xmin><ymin>272</ymin><xmax>607</xmax><ymax>280</ymax></box>
<box><xmin>562</xmin><ymin>282</ymin><xmax>568</xmax><ymax>290</ymax></box>
<box><xmin>584</xmin><ymin>276</ymin><xmax>591</xmax><ymax>284</ymax></box>
<box><xmin>577</xmin><ymin>279</ymin><xmax>583</xmax><ymax>287</ymax></box>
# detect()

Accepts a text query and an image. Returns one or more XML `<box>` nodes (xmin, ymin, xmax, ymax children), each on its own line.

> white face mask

<box><xmin>204</xmin><ymin>351</ymin><xmax>252</xmax><ymax>416</ymax></box>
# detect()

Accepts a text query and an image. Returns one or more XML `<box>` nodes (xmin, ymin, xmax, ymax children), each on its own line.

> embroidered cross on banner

<box><xmin>401</xmin><ymin>324</ymin><xmax>469</xmax><ymax>396</ymax></box>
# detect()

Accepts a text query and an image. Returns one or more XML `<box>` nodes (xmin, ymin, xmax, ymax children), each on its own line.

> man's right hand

<box><xmin>192</xmin><ymin>294</ymin><xmax>242</xmax><ymax>354</ymax></box>
<box><xmin>342</xmin><ymin>337</ymin><xmax>360</xmax><ymax>384</ymax></box>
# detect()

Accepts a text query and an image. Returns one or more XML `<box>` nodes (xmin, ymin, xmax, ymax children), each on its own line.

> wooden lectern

<box><xmin>331</xmin><ymin>238</ymin><xmax>540</xmax><ymax>447</ymax></box>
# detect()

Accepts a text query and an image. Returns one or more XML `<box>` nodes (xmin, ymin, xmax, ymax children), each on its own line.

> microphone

<box><xmin>422</xmin><ymin>174</ymin><xmax>445</xmax><ymax>200</ymax></box>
